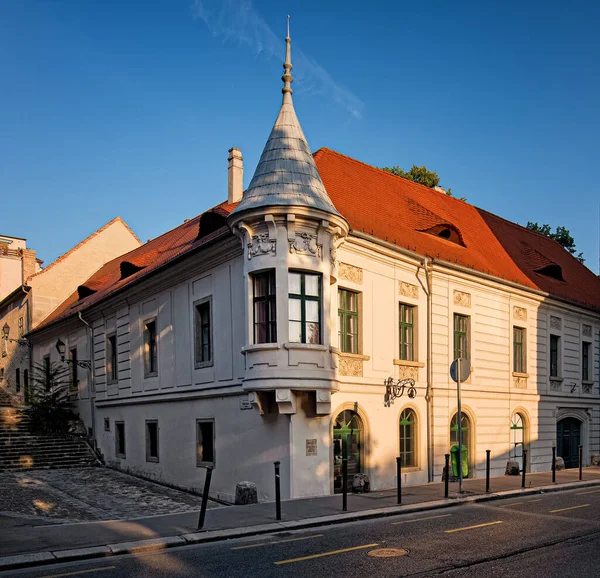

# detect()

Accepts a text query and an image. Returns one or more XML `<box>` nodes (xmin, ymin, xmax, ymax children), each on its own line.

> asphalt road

<box><xmin>4</xmin><ymin>487</ymin><xmax>600</xmax><ymax>577</ymax></box>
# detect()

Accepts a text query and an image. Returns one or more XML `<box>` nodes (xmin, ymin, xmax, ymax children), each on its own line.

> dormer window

<box><xmin>197</xmin><ymin>212</ymin><xmax>227</xmax><ymax>240</ymax></box>
<box><xmin>535</xmin><ymin>264</ymin><xmax>564</xmax><ymax>282</ymax></box>
<box><xmin>421</xmin><ymin>224</ymin><xmax>465</xmax><ymax>246</ymax></box>
<box><xmin>120</xmin><ymin>261</ymin><xmax>145</xmax><ymax>280</ymax></box>
<box><xmin>77</xmin><ymin>285</ymin><xmax>97</xmax><ymax>300</ymax></box>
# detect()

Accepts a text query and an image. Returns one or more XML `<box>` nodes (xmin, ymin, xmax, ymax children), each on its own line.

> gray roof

<box><xmin>230</xmin><ymin>33</ymin><xmax>341</xmax><ymax>218</ymax></box>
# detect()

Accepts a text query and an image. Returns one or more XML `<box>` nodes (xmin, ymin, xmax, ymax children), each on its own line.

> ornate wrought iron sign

<box><xmin>384</xmin><ymin>377</ymin><xmax>417</xmax><ymax>407</ymax></box>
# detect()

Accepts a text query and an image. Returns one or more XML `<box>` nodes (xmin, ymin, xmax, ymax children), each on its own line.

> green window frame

<box><xmin>338</xmin><ymin>289</ymin><xmax>359</xmax><ymax>354</ymax></box>
<box><xmin>513</xmin><ymin>327</ymin><xmax>526</xmax><ymax>373</ymax></box>
<box><xmin>399</xmin><ymin>304</ymin><xmax>415</xmax><ymax>361</ymax></box>
<box><xmin>550</xmin><ymin>334</ymin><xmax>560</xmax><ymax>377</ymax></box>
<box><xmin>453</xmin><ymin>314</ymin><xmax>469</xmax><ymax>361</ymax></box>
<box><xmin>288</xmin><ymin>272</ymin><xmax>321</xmax><ymax>344</ymax></box>
<box><xmin>399</xmin><ymin>408</ymin><xmax>416</xmax><ymax>467</ymax></box>
<box><xmin>582</xmin><ymin>341</ymin><xmax>590</xmax><ymax>382</ymax></box>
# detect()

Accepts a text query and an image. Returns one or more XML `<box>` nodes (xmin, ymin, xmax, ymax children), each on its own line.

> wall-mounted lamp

<box><xmin>55</xmin><ymin>338</ymin><xmax>92</xmax><ymax>370</ymax></box>
<box><xmin>2</xmin><ymin>323</ymin><xmax>31</xmax><ymax>348</ymax></box>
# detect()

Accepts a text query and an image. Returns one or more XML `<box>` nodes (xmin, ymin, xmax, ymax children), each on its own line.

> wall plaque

<box><xmin>306</xmin><ymin>439</ymin><xmax>317</xmax><ymax>456</ymax></box>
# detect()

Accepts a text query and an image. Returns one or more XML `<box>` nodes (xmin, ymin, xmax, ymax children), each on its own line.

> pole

<box><xmin>521</xmin><ymin>449</ymin><xmax>527</xmax><ymax>489</ymax></box>
<box><xmin>197</xmin><ymin>466</ymin><xmax>213</xmax><ymax>530</ymax></box>
<box><xmin>485</xmin><ymin>449</ymin><xmax>491</xmax><ymax>493</ymax></box>
<box><xmin>396</xmin><ymin>456</ymin><xmax>402</xmax><ymax>505</ymax></box>
<box><xmin>274</xmin><ymin>461</ymin><xmax>281</xmax><ymax>521</ymax></box>
<box><xmin>444</xmin><ymin>453</ymin><xmax>450</xmax><ymax>498</ymax></box>
<box><xmin>579</xmin><ymin>445</ymin><xmax>583</xmax><ymax>481</ymax></box>
<box><xmin>457</xmin><ymin>358</ymin><xmax>463</xmax><ymax>494</ymax></box>
<box><xmin>342</xmin><ymin>436</ymin><xmax>348</xmax><ymax>512</ymax></box>
<box><xmin>552</xmin><ymin>442</ymin><xmax>556</xmax><ymax>483</ymax></box>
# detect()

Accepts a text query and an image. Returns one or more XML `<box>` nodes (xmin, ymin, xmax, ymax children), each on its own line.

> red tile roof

<box><xmin>33</xmin><ymin>149</ymin><xmax>600</xmax><ymax>332</ymax></box>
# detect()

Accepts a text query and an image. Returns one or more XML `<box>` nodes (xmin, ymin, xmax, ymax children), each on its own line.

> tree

<box><xmin>381</xmin><ymin>164</ymin><xmax>466</xmax><ymax>200</ymax></box>
<box><xmin>526</xmin><ymin>222</ymin><xmax>585</xmax><ymax>263</ymax></box>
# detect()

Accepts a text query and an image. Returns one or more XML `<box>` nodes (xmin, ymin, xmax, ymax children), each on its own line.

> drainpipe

<box><xmin>78</xmin><ymin>311</ymin><xmax>95</xmax><ymax>440</ymax></box>
<box><xmin>421</xmin><ymin>257</ymin><xmax>434</xmax><ymax>483</ymax></box>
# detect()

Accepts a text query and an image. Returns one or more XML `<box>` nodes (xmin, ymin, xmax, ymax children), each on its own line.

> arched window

<box><xmin>333</xmin><ymin>410</ymin><xmax>363</xmax><ymax>493</ymax></box>
<box><xmin>399</xmin><ymin>408</ymin><xmax>416</xmax><ymax>467</ymax></box>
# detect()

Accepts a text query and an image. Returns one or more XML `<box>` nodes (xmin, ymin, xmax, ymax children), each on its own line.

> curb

<box><xmin>2</xmin><ymin>478</ymin><xmax>600</xmax><ymax>572</ymax></box>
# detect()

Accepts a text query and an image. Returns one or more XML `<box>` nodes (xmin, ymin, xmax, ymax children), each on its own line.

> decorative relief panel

<box><xmin>339</xmin><ymin>263</ymin><xmax>363</xmax><ymax>284</ymax></box>
<box><xmin>550</xmin><ymin>316</ymin><xmax>562</xmax><ymax>331</ymax></box>
<box><xmin>399</xmin><ymin>282</ymin><xmax>418</xmax><ymax>299</ymax></box>
<box><xmin>248</xmin><ymin>234</ymin><xmax>276</xmax><ymax>260</ymax></box>
<box><xmin>453</xmin><ymin>290</ymin><xmax>471</xmax><ymax>308</ymax></box>
<box><xmin>583</xmin><ymin>383</ymin><xmax>593</xmax><ymax>394</ymax></box>
<box><xmin>339</xmin><ymin>356</ymin><xmax>363</xmax><ymax>377</ymax></box>
<box><xmin>549</xmin><ymin>379</ymin><xmax>562</xmax><ymax>391</ymax></box>
<box><xmin>397</xmin><ymin>365</ymin><xmax>418</xmax><ymax>381</ymax></box>
<box><xmin>513</xmin><ymin>307</ymin><xmax>527</xmax><ymax>321</ymax></box>
<box><xmin>582</xmin><ymin>324</ymin><xmax>592</xmax><ymax>338</ymax></box>
<box><xmin>289</xmin><ymin>233</ymin><xmax>322</xmax><ymax>259</ymax></box>
<box><xmin>513</xmin><ymin>376</ymin><xmax>527</xmax><ymax>389</ymax></box>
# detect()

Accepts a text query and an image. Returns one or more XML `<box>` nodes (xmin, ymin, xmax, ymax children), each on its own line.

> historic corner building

<box><xmin>27</xmin><ymin>33</ymin><xmax>600</xmax><ymax>503</ymax></box>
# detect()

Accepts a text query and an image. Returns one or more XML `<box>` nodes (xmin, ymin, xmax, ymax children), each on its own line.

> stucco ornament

<box><xmin>583</xmin><ymin>382</ymin><xmax>593</xmax><ymax>394</ymax></box>
<box><xmin>550</xmin><ymin>316</ymin><xmax>562</xmax><ymax>331</ymax></box>
<box><xmin>396</xmin><ymin>365</ymin><xmax>418</xmax><ymax>381</ymax></box>
<box><xmin>399</xmin><ymin>282</ymin><xmax>418</xmax><ymax>299</ymax></box>
<box><xmin>582</xmin><ymin>324</ymin><xmax>592</xmax><ymax>338</ymax></box>
<box><xmin>513</xmin><ymin>306</ymin><xmax>527</xmax><ymax>321</ymax></box>
<box><xmin>247</xmin><ymin>234</ymin><xmax>276</xmax><ymax>260</ymax></box>
<box><xmin>453</xmin><ymin>290</ymin><xmax>471</xmax><ymax>308</ymax></box>
<box><xmin>339</xmin><ymin>263</ymin><xmax>363</xmax><ymax>284</ymax></box>
<box><xmin>289</xmin><ymin>232</ymin><xmax>322</xmax><ymax>259</ymax></box>
<box><xmin>339</xmin><ymin>356</ymin><xmax>363</xmax><ymax>377</ymax></box>
<box><xmin>550</xmin><ymin>379</ymin><xmax>562</xmax><ymax>391</ymax></box>
<box><xmin>513</xmin><ymin>376</ymin><xmax>527</xmax><ymax>389</ymax></box>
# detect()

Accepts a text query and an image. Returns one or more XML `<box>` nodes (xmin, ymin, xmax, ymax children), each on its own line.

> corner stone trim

<box><xmin>550</xmin><ymin>316</ymin><xmax>562</xmax><ymax>331</ymax></box>
<box><xmin>453</xmin><ymin>290</ymin><xmax>471</xmax><ymax>308</ymax></box>
<box><xmin>399</xmin><ymin>282</ymin><xmax>418</xmax><ymax>299</ymax></box>
<box><xmin>339</xmin><ymin>263</ymin><xmax>363</xmax><ymax>284</ymax></box>
<box><xmin>513</xmin><ymin>306</ymin><xmax>527</xmax><ymax>321</ymax></box>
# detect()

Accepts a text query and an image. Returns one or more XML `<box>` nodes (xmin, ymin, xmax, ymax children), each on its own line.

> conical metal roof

<box><xmin>230</xmin><ymin>28</ymin><xmax>341</xmax><ymax>218</ymax></box>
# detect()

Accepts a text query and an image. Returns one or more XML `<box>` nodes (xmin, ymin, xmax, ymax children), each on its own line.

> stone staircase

<box><xmin>0</xmin><ymin>391</ymin><xmax>99</xmax><ymax>470</ymax></box>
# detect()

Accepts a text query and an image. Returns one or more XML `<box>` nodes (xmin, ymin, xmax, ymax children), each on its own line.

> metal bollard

<box><xmin>197</xmin><ymin>466</ymin><xmax>214</xmax><ymax>530</ymax></box>
<box><xmin>274</xmin><ymin>461</ymin><xmax>282</xmax><ymax>521</ymax></box>
<box><xmin>444</xmin><ymin>454</ymin><xmax>450</xmax><ymax>498</ymax></box>
<box><xmin>342</xmin><ymin>457</ymin><xmax>348</xmax><ymax>512</ymax></box>
<box><xmin>552</xmin><ymin>443</ymin><xmax>556</xmax><ymax>483</ymax></box>
<box><xmin>522</xmin><ymin>449</ymin><xmax>527</xmax><ymax>489</ymax></box>
<box><xmin>485</xmin><ymin>449</ymin><xmax>491</xmax><ymax>493</ymax></box>
<box><xmin>579</xmin><ymin>445</ymin><xmax>583</xmax><ymax>481</ymax></box>
<box><xmin>396</xmin><ymin>456</ymin><xmax>402</xmax><ymax>505</ymax></box>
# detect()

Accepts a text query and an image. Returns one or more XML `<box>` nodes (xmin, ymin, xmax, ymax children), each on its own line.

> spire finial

<box><xmin>282</xmin><ymin>15</ymin><xmax>293</xmax><ymax>102</ymax></box>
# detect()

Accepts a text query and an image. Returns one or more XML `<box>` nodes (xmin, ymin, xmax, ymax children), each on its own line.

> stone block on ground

<box><xmin>235</xmin><ymin>481</ymin><xmax>258</xmax><ymax>505</ymax></box>
<box><xmin>505</xmin><ymin>460</ymin><xmax>520</xmax><ymax>475</ymax></box>
<box><xmin>555</xmin><ymin>456</ymin><xmax>565</xmax><ymax>470</ymax></box>
<box><xmin>352</xmin><ymin>473</ymin><xmax>370</xmax><ymax>493</ymax></box>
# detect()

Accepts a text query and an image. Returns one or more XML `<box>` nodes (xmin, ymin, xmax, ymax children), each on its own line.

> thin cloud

<box><xmin>193</xmin><ymin>0</ymin><xmax>364</xmax><ymax>119</ymax></box>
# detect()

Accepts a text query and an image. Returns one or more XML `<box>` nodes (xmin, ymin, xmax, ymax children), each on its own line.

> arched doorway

<box><xmin>450</xmin><ymin>413</ymin><xmax>471</xmax><ymax>478</ymax></box>
<box><xmin>333</xmin><ymin>410</ymin><xmax>363</xmax><ymax>493</ymax></box>
<box><xmin>557</xmin><ymin>417</ymin><xmax>582</xmax><ymax>469</ymax></box>
<box><xmin>510</xmin><ymin>413</ymin><xmax>525</xmax><ymax>472</ymax></box>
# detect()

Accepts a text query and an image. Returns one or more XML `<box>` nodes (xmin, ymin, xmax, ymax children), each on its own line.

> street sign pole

<box><xmin>457</xmin><ymin>358</ymin><xmax>463</xmax><ymax>494</ymax></box>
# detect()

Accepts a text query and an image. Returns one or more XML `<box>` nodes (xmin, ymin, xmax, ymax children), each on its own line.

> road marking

<box><xmin>392</xmin><ymin>514</ymin><xmax>451</xmax><ymax>525</ymax></box>
<box><xmin>500</xmin><ymin>499</ymin><xmax>542</xmax><ymax>507</ymax></box>
<box><xmin>231</xmin><ymin>534</ymin><xmax>323</xmax><ymax>550</ymax></box>
<box><xmin>445</xmin><ymin>521</ymin><xmax>503</xmax><ymax>533</ymax></box>
<box><xmin>41</xmin><ymin>567</ymin><xmax>115</xmax><ymax>578</ymax></box>
<box><xmin>576</xmin><ymin>489</ymin><xmax>600</xmax><ymax>495</ymax></box>
<box><xmin>274</xmin><ymin>543</ymin><xmax>378</xmax><ymax>565</ymax></box>
<box><xmin>550</xmin><ymin>504</ymin><xmax>590</xmax><ymax>513</ymax></box>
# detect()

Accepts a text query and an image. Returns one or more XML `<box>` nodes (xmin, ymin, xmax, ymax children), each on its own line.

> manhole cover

<box><xmin>368</xmin><ymin>548</ymin><xmax>409</xmax><ymax>558</ymax></box>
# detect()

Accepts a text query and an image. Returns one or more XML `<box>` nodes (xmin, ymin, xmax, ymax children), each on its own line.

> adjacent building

<box><xmin>26</xmin><ymin>33</ymin><xmax>600</xmax><ymax>502</ymax></box>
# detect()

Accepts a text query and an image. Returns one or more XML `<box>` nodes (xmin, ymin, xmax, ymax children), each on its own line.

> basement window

<box><xmin>535</xmin><ymin>264</ymin><xmax>564</xmax><ymax>282</ymax></box>
<box><xmin>146</xmin><ymin>420</ymin><xmax>159</xmax><ymax>463</ymax></box>
<box><xmin>115</xmin><ymin>422</ymin><xmax>126</xmax><ymax>458</ymax></box>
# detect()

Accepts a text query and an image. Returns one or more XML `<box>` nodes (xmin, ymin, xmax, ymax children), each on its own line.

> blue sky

<box><xmin>2</xmin><ymin>0</ymin><xmax>599</xmax><ymax>272</ymax></box>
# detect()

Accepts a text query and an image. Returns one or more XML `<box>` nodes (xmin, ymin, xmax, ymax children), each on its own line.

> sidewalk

<box><xmin>2</xmin><ymin>467</ymin><xmax>600</xmax><ymax>570</ymax></box>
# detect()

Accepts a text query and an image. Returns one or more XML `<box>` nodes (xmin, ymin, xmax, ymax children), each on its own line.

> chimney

<box><xmin>228</xmin><ymin>147</ymin><xmax>243</xmax><ymax>204</ymax></box>
<box><xmin>433</xmin><ymin>186</ymin><xmax>446</xmax><ymax>194</ymax></box>
<box><xmin>21</xmin><ymin>248</ymin><xmax>38</xmax><ymax>284</ymax></box>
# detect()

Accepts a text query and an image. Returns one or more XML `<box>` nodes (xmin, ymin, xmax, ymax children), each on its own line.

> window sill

<box><xmin>197</xmin><ymin>462</ymin><xmax>215</xmax><ymax>469</ymax></box>
<box><xmin>194</xmin><ymin>361</ymin><xmax>214</xmax><ymax>370</ymax></box>
<box><xmin>400</xmin><ymin>466</ymin><xmax>421</xmax><ymax>473</ymax></box>
<box><xmin>242</xmin><ymin>343</ymin><xmax>280</xmax><ymax>354</ymax></box>
<box><xmin>338</xmin><ymin>352</ymin><xmax>370</xmax><ymax>361</ymax></box>
<box><xmin>582</xmin><ymin>380</ymin><xmax>595</xmax><ymax>386</ymax></box>
<box><xmin>512</xmin><ymin>372</ymin><xmax>529</xmax><ymax>378</ymax></box>
<box><xmin>549</xmin><ymin>376</ymin><xmax>564</xmax><ymax>383</ymax></box>
<box><xmin>393</xmin><ymin>359</ymin><xmax>425</xmax><ymax>368</ymax></box>
<box><xmin>146</xmin><ymin>457</ymin><xmax>159</xmax><ymax>463</ymax></box>
<box><xmin>144</xmin><ymin>372</ymin><xmax>158</xmax><ymax>379</ymax></box>
<box><xmin>284</xmin><ymin>342</ymin><xmax>328</xmax><ymax>352</ymax></box>
<box><xmin>116</xmin><ymin>453</ymin><xmax>126</xmax><ymax>459</ymax></box>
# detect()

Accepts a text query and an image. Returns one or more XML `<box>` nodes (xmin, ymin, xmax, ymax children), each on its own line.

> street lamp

<box><xmin>383</xmin><ymin>377</ymin><xmax>417</xmax><ymax>407</ymax></box>
<box><xmin>55</xmin><ymin>338</ymin><xmax>92</xmax><ymax>370</ymax></box>
<box><xmin>2</xmin><ymin>322</ymin><xmax>31</xmax><ymax>348</ymax></box>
